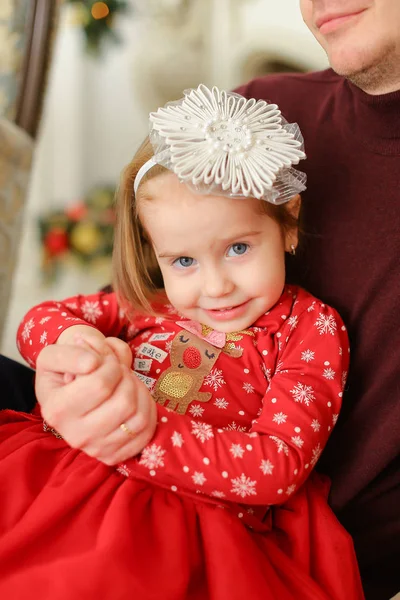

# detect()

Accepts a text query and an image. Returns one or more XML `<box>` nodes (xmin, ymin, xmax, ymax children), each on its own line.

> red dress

<box><xmin>0</xmin><ymin>286</ymin><xmax>364</xmax><ymax>599</ymax></box>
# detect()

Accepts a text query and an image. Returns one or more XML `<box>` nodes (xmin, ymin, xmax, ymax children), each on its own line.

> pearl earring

<box><xmin>290</xmin><ymin>244</ymin><xmax>296</xmax><ymax>256</ymax></box>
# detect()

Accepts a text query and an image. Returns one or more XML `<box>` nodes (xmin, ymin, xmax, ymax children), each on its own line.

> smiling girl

<box><xmin>0</xmin><ymin>85</ymin><xmax>364</xmax><ymax>599</ymax></box>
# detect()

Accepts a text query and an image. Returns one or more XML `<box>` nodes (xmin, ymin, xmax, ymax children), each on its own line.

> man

<box><xmin>235</xmin><ymin>1</ymin><xmax>400</xmax><ymax>598</ymax></box>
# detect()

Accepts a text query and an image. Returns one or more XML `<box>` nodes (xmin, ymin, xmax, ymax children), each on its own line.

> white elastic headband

<box><xmin>133</xmin><ymin>84</ymin><xmax>306</xmax><ymax>204</ymax></box>
<box><xmin>134</xmin><ymin>157</ymin><xmax>157</xmax><ymax>196</ymax></box>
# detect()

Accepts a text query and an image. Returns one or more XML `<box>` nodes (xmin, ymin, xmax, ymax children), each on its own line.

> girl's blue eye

<box><xmin>173</xmin><ymin>256</ymin><xmax>195</xmax><ymax>268</ymax></box>
<box><xmin>227</xmin><ymin>243</ymin><xmax>249</xmax><ymax>257</ymax></box>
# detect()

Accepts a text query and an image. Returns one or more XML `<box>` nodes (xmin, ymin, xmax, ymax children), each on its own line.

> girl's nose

<box><xmin>202</xmin><ymin>266</ymin><xmax>234</xmax><ymax>298</ymax></box>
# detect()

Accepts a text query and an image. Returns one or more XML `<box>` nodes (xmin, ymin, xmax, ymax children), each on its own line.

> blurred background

<box><xmin>1</xmin><ymin>0</ymin><xmax>328</xmax><ymax>361</ymax></box>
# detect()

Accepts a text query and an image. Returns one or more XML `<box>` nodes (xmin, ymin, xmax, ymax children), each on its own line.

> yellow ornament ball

<box><xmin>70</xmin><ymin>222</ymin><xmax>103</xmax><ymax>255</ymax></box>
<box><xmin>68</xmin><ymin>2</ymin><xmax>91</xmax><ymax>27</ymax></box>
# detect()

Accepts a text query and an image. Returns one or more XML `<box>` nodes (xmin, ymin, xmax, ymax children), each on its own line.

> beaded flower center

<box><xmin>205</xmin><ymin>119</ymin><xmax>253</xmax><ymax>153</ymax></box>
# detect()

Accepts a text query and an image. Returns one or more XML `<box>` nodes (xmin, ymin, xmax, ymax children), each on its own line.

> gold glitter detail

<box><xmin>159</xmin><ymin>372</ymin><xmax>193</xmax><ymax>398</ymax></box>
<box><xmin>43</xmin><ymin>421</ymin><xmax>63</xmax><ymax>440</ymax></box>
<box><xmin>201</xmin><ymin>324</ymin><xmax>213</xmax><ymax>337</ymax></box>
<box><xmin>226</xmin><ymin>330</ymin><xmax>255</xmax><ymax>340</ymax></box>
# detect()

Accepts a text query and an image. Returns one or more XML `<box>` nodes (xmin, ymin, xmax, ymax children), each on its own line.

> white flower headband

<box><xmin>134</xmin><ymin>84</ymin><xmax>307</xmax><ymax>204</ymax></box>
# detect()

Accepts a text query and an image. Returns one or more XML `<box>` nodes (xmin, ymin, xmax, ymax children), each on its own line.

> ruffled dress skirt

<box><xmin>0</xmin><ymin>410</ymin><xmax>364</xmax><ymax>599</ymax></box>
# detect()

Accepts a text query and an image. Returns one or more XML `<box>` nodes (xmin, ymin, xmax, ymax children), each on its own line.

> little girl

<box><xmin>0</xmin><ymin>85</ymin><xmax>364</xmax><ymax>599</ymax></box>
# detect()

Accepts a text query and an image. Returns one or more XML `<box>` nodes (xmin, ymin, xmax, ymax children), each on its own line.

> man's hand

<box><xmin>35</xmin><ymin>330</ymin><xmax>157</xmax><ymax>465</ymax></box>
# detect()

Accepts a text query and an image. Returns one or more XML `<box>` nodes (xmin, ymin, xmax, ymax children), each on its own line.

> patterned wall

<box><xmin>0</xmin><ymin>119</ymin><xmax>33</xmax><ymax>342</ymax></box>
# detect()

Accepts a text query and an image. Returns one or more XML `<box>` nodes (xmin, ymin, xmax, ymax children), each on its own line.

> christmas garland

<box><xmin>66</xmin><ymin>0</ymin><xmax>129</xmax><ymax>54</ymax></box>
<box><xmin>39</xmin><ymin>185</ymin><xmax>116</xmax><ymax>282</ymax></box>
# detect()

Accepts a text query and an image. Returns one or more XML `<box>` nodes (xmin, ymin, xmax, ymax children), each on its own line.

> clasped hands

<box><xmin>35</xmin><ymin>325</ymin><xmax>157</xmax><ymax>465</ymax></box>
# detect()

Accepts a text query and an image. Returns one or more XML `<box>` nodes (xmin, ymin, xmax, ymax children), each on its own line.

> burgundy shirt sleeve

<box><xmin>17</xmin><ymin>292</ymin><xmax>130</xmax><ymax>368</ymax></box>
<box><xmin>120</xmin><ymin>301</ymin><xmax>349</xmax><ymax>506</ymax></box>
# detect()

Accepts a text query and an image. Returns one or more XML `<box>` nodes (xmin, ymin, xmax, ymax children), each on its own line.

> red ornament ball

<box><xmin>44</xmin><ymin>227</ymin><xmax>69</xmax><ymax>256</ymax></box>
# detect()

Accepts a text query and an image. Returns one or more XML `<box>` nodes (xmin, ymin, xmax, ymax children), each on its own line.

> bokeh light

<box><xmin>91</xmin><ymin>2</ymin><xmax>110</xmax><ymax>20</ymax></box>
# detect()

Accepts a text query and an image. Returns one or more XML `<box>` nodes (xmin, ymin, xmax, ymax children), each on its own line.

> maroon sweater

<box><xmin>236</xmin><ymin>69</ymin><xmax>400</xmax><ymax>593</ymax></box>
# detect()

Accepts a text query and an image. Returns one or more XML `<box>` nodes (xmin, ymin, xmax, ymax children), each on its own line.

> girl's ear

<box><xmin>284</xmin><ymin>194</ymin><xmax>301</xmax><ymax>253</ymax></box>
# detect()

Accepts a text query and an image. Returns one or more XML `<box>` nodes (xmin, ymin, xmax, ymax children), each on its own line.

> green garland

<box><xmin>66</xmin><ymin>0</ymin><xmax>129</xmax><ymax>55</ymax></box>
<box><xmin>38</xmin><ymin>185</ymin><xmax>116</xmax><ymax>283</ymax></box>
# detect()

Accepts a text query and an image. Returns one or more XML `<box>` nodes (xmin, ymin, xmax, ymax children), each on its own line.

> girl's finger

<box><xmin>104</xmin><ymin>337</ymin><xmax>133</xmax><ymax>368</ymax></box>
<box><xmin>75</xmin><ymin>333</ymin><xmax>113</xmax><ymax>357</ymax></box>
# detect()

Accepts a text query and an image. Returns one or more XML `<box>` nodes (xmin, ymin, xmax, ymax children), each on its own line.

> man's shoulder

<box><xmin>235</xmin><ymin>68</ymin><xmax>342</xmax><ymax>98</ymax></box>
<box><xmin>234</xmin><ymin>69</ymin><xmax>343</xmax><ymax>120</ymax></box>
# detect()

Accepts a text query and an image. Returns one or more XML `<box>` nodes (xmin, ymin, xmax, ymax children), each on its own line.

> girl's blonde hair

<box><xmin>112</xmin><ymin>137</ymin><xmax>300</xmax><ymax>317</ymax></box>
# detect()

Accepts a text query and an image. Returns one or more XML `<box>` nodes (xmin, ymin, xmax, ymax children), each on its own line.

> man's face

<box><xmin>300</xmin><ymin>0</ymin><xmax>400</xmax><ymax>91</ymax></box>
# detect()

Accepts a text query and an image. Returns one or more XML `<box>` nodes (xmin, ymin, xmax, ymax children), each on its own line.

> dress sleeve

<box><xmin>120</xmin><ymin>301</ymin><xmax>349</xmax><ymax>506</ymax></box>
<box><xmin>17</xmin><ymin>292</ymin><xmax>131</xmax><ymax>368</ymax></box>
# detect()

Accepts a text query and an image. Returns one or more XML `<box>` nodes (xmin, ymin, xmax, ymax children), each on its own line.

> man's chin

<box><xmin>326</xmin><ymin>42</ymin><xmax>398</xmax><ymax>93</ymax></box>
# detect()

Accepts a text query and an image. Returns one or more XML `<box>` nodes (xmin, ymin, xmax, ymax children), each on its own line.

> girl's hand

<box><xmin>35</xmin><ymin>333</ymin><xmax>157</xmax><ymax>465</ymax></box>
<box><xmin>56</xmin><ymin>325</ymin><xmax>132</xmax><ymax>368</ymax></box>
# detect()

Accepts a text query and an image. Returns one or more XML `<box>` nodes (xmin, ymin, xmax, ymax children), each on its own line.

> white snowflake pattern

<box><xmin>126</xmin><ymin>325</ymin><xmax>139</xmax><ymax>339</ymax></box>
<box><xmin>332</xmin><ymin>414</ymin><xmax>339</xmax><ymax>425</ymax></box>
<box><xmin>214</xmin><ymin>397</ymin><xmax>229</xmax><ymax>409</ymax></box>
<box><xmin>260</xmin><ymin>459</ymin><xmax>274</xmax><ymax>475</ymax></box>
<box><xmin>165</xmin><ymin>340</ymin><xmax>173</xmax><ymax>353</ymax></box>
<box><xmin>273</xmin><ymin>412</ymin><xmax>287</xmax><ymax>425</ymax></box>
<box><xmin>323</xmin><ymin>367</ymin><xmax>336</xmax><ymax>380</ymax></box>
<box><xmin>269</xmin><ymin>435</ymin><xmax>289</xmax><ymax>456</ymax></box>
<box><xmin>286</xmin><ymin>484</ymin><xmax>297</xmax><ymax>496</ymax></box>
<box><xmin>65</xmin><ymin>302</ymin><xmax>78</xmax><ymax>310</ymax></box>
<box><xmin>261</xmin><ymin>364</ymin><xmax>272</xmax><ymax>381</ymax></box>
<box><xmin>117</xmin><ymin>464</ymin><xmax>130</xmax><ymax>477</ymax></box>
<box><xmin>307</xmin><ymin>301</ymin><xmax>316</xmax><ymax>312</ymax></box>
<box><xmin>290</xmin><ymin>382</ymin><xmax>315</xmax><ymax>406</ymax></box>
<box><xmin>22</xmin><ymin>318</ymin><xmax>35</xmax><ymax>342</ymax></box>
<box><xmin>204</xmin><ymin>368</ymin><xmax>225</xmax><ymax>391</ymax></box>
<box><xmin>81</xmin><ymin>300</ymin><xmax>103</xmax><ymax>324</ymax></box>
<box><xmin>287</xmin><ymin>315</ymin><xmax>299</xmax><ymax>329</ymax></box>
<box><xmin>189</xmin><ymin>404</ymin><xmax>205</xmax><ymax>418</ymax></box>
<box><xmin>139</xmin><ymin>444</ymin><xmax>166</xmax><ymax>470</ymax></box>
<box><xmin>230</xmin><ymin>443</ymin><xmax>245</xmax><ymax>458</ymax></box>
<box><xmin>242</xmin><ymin>382</ymin><xmax>255</xmax><ymax>394</ymax></box>
<box><xmin>191</xmin><ymin>421</ymin><xmax>214</xmax><ymax>443</ymax></box>
<box><xmin>171</xmin><ymin>431</ymin><xmax>184</xmax><ymax>447</ymax></box>
<box><xmin>39</xmin><ymin>316</ymin><xmax>51</xmax><ymax>325</ymax></box>
<box><xmin>223</xmin><ymin>421</ymin><xmax>248</xmax><ymax>433</ymax></box>
<box><xmin>155</xmin><ymin>316</ymin><xmax>164</xmax><ymax>325</ymax></box>
<box><xmin>40</xmin><ymin>331</ymin><xmax>48</xmax><ymax>345</ymax></box>
<box><xmin>315</xmin><ymin>313</ymin><xmax>337</xmax><ymax>335</ymax></box>
<box><xmin>192</xmin><ymin>471</ymin><xmax>207</xmax><ymax>486</ymax></box>
<box><xmin>311</xmin><ymin>419</ymin><xmax>321</xmax><ymax>432</ymax></box>
<box><xmin>311</xmin><ymin>443</ymin><xmax>322</xmax><ymax>467</ymax></box>
<box><xmin>231</xmin><ymin>474</ymin><xmax>257</xmax><ymax>498</ymax></box>
<box><xmin>275</xmin><ymin>361</ymin><xmax>288</xmax><ymax>376</ymax></box>
<box><xmin>211</xmin><ymin>490</ymin><xmax>226</xmax><ymax>498</ymax></box>
<box><xmin>291</xmin><ymin>435</ymin><xmax>304</xmax><ymax>448</ymax></box>
<box><xmin>301</xmin><ymin>349</ymin><xmax>315</xmax><ymax>363</ymax></box>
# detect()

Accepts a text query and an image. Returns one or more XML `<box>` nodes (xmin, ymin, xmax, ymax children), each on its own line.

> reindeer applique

<box><xmin>153</xmin><ymin>322</ymin><xmax>254</xmax><ymax>415</ymax></box>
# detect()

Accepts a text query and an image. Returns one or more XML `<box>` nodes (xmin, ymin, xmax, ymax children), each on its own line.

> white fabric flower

<box><xmin>148</xmin><ymin>84</ymin><xmax>306</xmax><ymax>204</ymax></box>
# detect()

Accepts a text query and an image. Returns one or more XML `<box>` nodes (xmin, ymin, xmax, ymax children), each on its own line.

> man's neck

<box><xmin>345</xmin><ymin>61</ymin><xmax>400</xmax><ymax>96</ymax></box>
